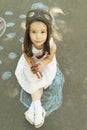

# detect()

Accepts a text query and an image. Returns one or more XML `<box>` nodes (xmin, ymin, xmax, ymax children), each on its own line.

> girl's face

<box><xmin>30</xmin><ymin>21</ymin><xmax>47</xmax><ymax>49</ymax></box>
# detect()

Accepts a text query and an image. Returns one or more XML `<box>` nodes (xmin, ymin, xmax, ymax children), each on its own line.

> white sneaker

<box><xmin>34</xmin><ymin>107</ymin><xmax>46</xmax><ymax>128</ymax></box>
<box><xmin>24</xmin><ymin>104</ymin><xmax>34</xmax><ymax>125</ymax></box>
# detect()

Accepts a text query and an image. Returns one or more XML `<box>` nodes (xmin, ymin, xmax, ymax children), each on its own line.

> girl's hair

<box><xmin>24</xmin><ymin>9</ymin><xmax>52</xmax><ymax>57</ymax></box>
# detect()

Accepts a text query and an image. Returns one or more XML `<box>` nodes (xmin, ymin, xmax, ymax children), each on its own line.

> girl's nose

<box><xmin>36</xmin><ymin>33</ymin><xmax>41</xmax><ymax>39</ymax></box>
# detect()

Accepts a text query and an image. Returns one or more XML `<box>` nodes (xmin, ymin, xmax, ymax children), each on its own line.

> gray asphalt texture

<box><xmin>0</xmin><ymin>0</ymin><xmax>87</xmax><ymax>130</ymax></box>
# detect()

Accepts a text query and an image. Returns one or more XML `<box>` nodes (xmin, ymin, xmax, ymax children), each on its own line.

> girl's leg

<box><xmin>31</xmin><ymin>88</ymin><xmax>43</xmax><ymax>117</ymax></box>
<box><xmin>31</xmin><ymin>88</ymin><xmax>43</xmax><ymax>101</ymax></box>
<box><xmin>25</xmin><ymin>88</ymin><xmax>46</xmax><ymax>128</ymax></box>
<box><xmin>24</xmin><ymin>88</ymin><xmax>43</xmax><ymax>125</ymax></box>
<box><xmin>31</xmin><ymin>88</ymin><xmax>46</xmax><ymax>128</ymax></box>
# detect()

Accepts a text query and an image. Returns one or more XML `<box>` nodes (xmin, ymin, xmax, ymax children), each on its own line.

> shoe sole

<box><xmin>35</xmin><ymin>120</ymin><xmax>44</xmax><ymax>128</ymax></box>
<box><xmin>24</xmin><ymin>111</ymin><xmax>34</xmax><ymax>125</ymax></box>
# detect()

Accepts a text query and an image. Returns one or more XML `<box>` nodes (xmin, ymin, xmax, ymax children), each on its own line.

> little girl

<box><xmin>15</xmin><ymin>3</ymin><xmax>65</xmax><ymax>128</ymax></box>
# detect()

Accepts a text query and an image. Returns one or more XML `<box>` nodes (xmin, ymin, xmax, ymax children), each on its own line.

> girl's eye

<box><xmin>31</xmin><ymin>31</ymin><xmax>36</xmax><ymax>33</ymax></box>
<box><xmin>41</xmin><ymin>31</ymin><xmax>45</xmax><ymax>33</ymax></box>
<box><xmin>32</xmin><ymin>31</ymin><xmax>35</xmax><ymax>33</ymax></box>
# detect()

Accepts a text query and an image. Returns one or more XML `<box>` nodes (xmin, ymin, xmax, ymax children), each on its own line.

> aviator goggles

<box><xmin>26</xmin><ymin>9</ymin><xmax>52</xmax><ymax>23</ymax></box>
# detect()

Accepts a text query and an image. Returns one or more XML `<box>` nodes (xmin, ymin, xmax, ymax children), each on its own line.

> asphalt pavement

<box><xmin>0</xmin><ymin>0</ymin><xmax>87</xmax><ymax>130</ymax></box>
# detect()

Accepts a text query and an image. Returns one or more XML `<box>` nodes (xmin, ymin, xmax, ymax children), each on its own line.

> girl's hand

<box><xmin>36</xmin><ymin>61</ymin><xmax>45</xmax><ymax>72</ymax></box>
